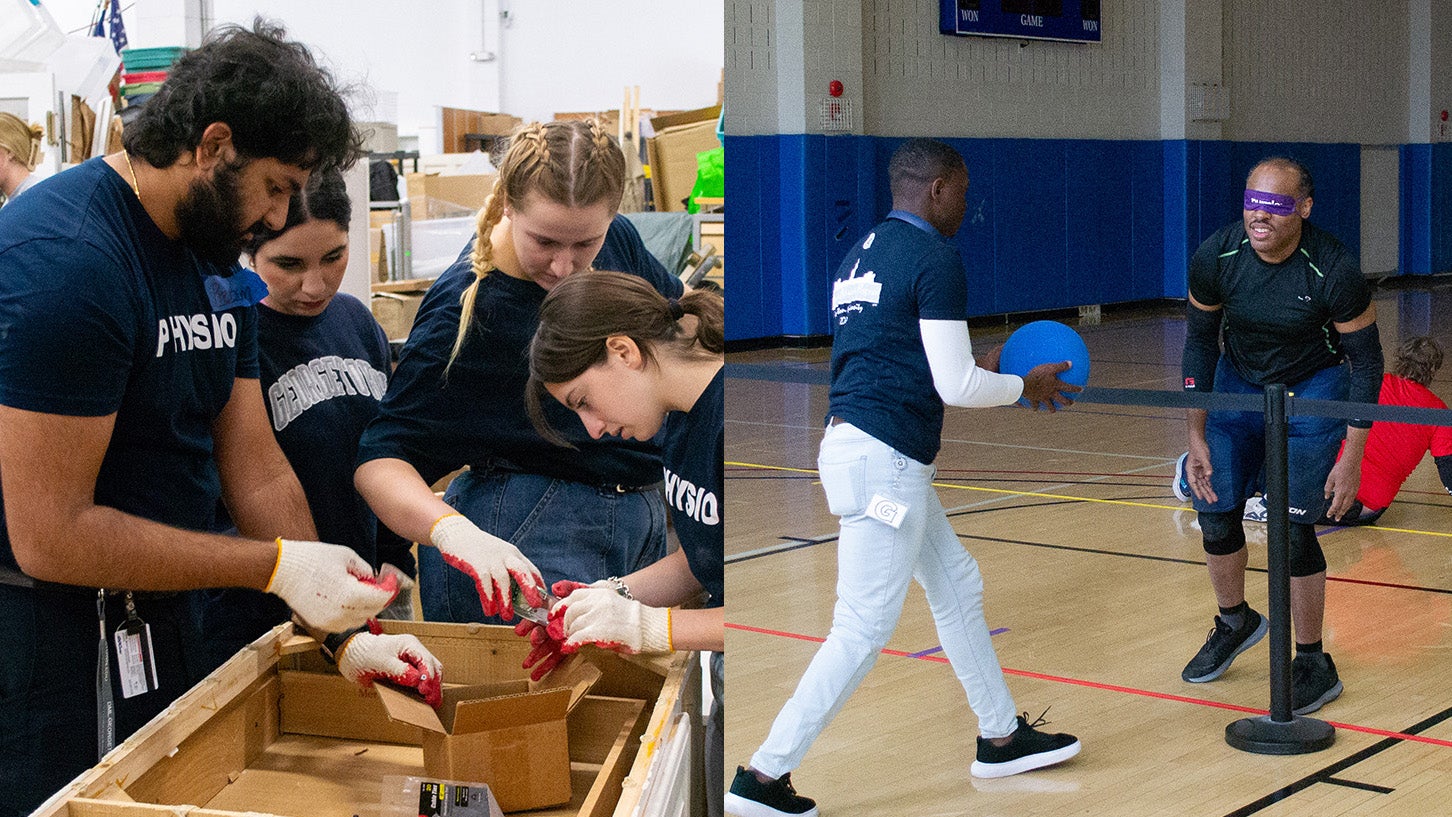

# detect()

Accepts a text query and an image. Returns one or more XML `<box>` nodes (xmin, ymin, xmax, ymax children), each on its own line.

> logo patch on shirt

<box><xmin>1184</xmin><ymin>376</ymin><xmax>1197</xmax><ymax>390</ymax></box>
<box><xmin>831</xmin><ymin>266</ymin><xmax>883</xmax><ymax>325</ymax></box>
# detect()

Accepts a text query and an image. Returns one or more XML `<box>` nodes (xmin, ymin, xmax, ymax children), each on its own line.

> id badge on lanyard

<box><xmin>97</xmin><ymin>590</ymin><xmax>161</xmax><ymax>758</ymax></box>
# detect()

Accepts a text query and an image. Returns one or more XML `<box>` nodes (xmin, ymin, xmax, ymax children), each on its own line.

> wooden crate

<box><xmin>34</xmin><ymin>621</ymin><xmax>701</xmax><ymax>817</ymax></box>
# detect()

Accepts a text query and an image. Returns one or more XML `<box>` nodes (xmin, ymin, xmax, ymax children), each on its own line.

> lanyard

<box><xmin>96</xmin><ymin>590</ymin><xmax>115</xmax><ymax>758</ymax></box>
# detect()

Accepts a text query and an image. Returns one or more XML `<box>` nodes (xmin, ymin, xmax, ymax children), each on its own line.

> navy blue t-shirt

<box><xmin>1189</xmin><ymin>220</ymin><xmax>1371</xmax><ymax>388</ymax></box>
<box><xmin>358</xmin><ymin>215</ymin><xmax>683</xmax><ymax>487</ymax></box>
<box><xmin>661</xmin><ymin>368</ymin><xmax>723</xmax><ymax>607</ymax></box>
<box><xmin>251</xmin><ymin>295</ymin><xmax>413</xmax><ymax>573</ymax></box>
<box><xmin>827</xmin><ymin>216</ymin><xmax>967</xmax><ymax>465</ymax></box>
<box><xmin>0</xmin><ymin>157</ymin><xmax>259</xmax><ymax>574</ymax></box>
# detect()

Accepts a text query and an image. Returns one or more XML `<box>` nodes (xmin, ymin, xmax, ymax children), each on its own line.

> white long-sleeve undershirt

<box><xmin>920</xmin><ymin>319</ymin><xmax>1024</xmax><ymax>408</ymax></box>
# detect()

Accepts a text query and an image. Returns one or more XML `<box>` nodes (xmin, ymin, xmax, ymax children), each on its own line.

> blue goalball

<box><xmin>999</xmin><ymin>320</ymin><xmax>1091</xmax><ymax>393</ymax></box>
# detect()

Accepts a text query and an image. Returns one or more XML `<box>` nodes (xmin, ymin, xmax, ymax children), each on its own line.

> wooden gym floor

<box><xmin>723</xmin><ymin>281</ymin><xmax>1452</xmax><ymax>817</ymax></box>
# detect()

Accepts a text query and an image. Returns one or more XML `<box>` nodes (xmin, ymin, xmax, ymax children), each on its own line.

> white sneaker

<box><xmin>1243</xmin><ymin>496</ymin><xmax>1267</xmax><ymax>523</ymax></box>
<box><xmin>1173</xmin><ymin>453</ymin><xmax>1192</xmax><ymax>502</ymax></box>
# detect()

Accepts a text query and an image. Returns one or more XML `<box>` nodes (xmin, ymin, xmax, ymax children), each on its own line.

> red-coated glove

<box><xmin>337</xmin><ymin>631</ymin><xmax>443</xmax><ymax>708</ymax></box>
<box><xmin>267</xmin><ymin>538</ymin><xmax>402</xmax><ymax>632</ymax></box>
<box><xmin>428</xmin><ymin>514</ymin><xmax>545</xmax><ymax>621</ymax></box>
<box><xmin>515</xmin><ymin>618</ymin><xmax>569</xmax><ymax>681</ymax></box>
<box><xmin>548</xmin><ymin>580</ymin><xmax>672</xmax><ymax>655</ymax></box>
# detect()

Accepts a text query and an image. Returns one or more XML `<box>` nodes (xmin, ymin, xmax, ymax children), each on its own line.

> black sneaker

<box><xmin>1292</xmin><ymin>652</ymin><xmax>1343</xmax><ymax>715</ymax></box>
<box><xmin>970</xmin><ymin>712</ymin><xmax>1081</xmax><ymax>779</ymax></box>
<box><xmin>724</xmin><ymin>766</ymin><xmax>819</xmax><ymax>817</ymax></box>
<box><xmin>1181</xmin><ymin>608</ymin><xmax>1268</xmax><ymax>683</ymax></box>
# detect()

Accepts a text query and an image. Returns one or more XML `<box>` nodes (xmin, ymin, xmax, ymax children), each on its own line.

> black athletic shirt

<box><xmin>1188</xmin><ymin>220</ymin><xmax>1371</xmax><ymax>388</ymax></box>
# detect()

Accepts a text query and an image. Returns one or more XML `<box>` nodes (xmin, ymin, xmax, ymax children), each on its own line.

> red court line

<box><xmin>727</xmin><ymin>621</ymin><xmax>1452</xmax><ymax>749</ymax></box>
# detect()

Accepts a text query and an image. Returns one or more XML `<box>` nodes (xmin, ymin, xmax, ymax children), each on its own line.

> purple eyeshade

<box><xmin>1244</xmin><ymin>188</ymin><xmax>1297</xmax><ymax>216</ymax></box>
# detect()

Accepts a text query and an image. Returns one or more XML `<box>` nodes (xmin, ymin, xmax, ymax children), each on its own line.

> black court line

<box><xmin>731</xmin><ymin>481</ymin><xmax>1452</xmax><ymax>595</ymax></box>
<box><xmin>1321</xmin><ymin>777</ymin><xmax>1396</xmax><ymax>794</ymax></box>
<box><xmin>959</xmin><ymin>532</ymin><xmax>1452</xmax><ymax>596</ymax></box>
<box><xmin>1223</xmin><ymin>705</ymin><xmax>1452</xmax><ymax>816</ymax></box>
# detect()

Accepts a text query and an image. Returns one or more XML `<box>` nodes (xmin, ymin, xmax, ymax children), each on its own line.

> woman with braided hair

<box><xmin>0</xmin><ymin>112</ymin><xmax>43</xmax><ymax>206</ymax></box>
<box><xmin>355</xmin><ymin>119</ymin><xmax>683</xmax><ymax>624</ymax></box>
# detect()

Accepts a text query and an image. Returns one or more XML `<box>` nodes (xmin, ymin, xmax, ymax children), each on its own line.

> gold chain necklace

<box><xmin>122</xmin><ymin>150</ymin><xmax>141</xmax><ymax>199</ymax></box>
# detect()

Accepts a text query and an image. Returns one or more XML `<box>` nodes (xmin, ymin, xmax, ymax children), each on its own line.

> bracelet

<box><xmin>605</xmin><ymin>576</ymin><xmax>634</xmax><ymax>600</ymax></box>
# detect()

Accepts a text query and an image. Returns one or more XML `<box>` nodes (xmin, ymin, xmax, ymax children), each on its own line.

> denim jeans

<box><xmin>420</xmin><ymin>466</ymin><xmax>667</xmax><ymax>624</ymax></box>
<box><xmin>1195</xmin><ymin>359</ymin><xmax>1349</xmax><ymax>523</ymax></box>
<box><xmin>751</xmin><ymin>422</ymin><xmax>1018</xmax><ymax>778</ymax></box>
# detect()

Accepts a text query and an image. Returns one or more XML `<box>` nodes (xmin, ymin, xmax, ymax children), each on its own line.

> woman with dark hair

<box><xmin>523</xmin><ymin>270</ymin><xmax>724</xmax><ymax>658</ymax></box>
<box><xmin>191</xmin><ymin>169</ymin><xmax>440</xmax><ymax>704</ymax></box>
<box><xmin>522</xmin><ymin>270</ymin><xmax>724</xmax><ymax>817</ymax></box>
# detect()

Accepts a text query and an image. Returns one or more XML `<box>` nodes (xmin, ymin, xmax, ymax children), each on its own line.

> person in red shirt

<box><xmin>1210</xmin><ymin>336</ymin><xmax>1452</xmax><ymax>526</ymax></box>
<box><xmin>1318</xmin><ymin>336</ymin><xmax>1452</xmax><ymax>525</ymax></box>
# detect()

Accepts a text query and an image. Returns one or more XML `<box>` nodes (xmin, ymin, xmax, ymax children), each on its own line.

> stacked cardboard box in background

<box><xmin>646</xmin><ymin>105</ymin><xmax>721</xmax><ymax>212</ymax></box>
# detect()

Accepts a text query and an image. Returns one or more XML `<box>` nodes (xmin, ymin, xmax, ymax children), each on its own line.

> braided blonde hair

<box><xmin>449</xmin><ymin>119</ymin><xmax>626</xmax><ymax>367</ymax></box>
<box><xmin>0</xmin><ymin>113</ymin><xmax>43</xmax><ymax>171</ymax></box>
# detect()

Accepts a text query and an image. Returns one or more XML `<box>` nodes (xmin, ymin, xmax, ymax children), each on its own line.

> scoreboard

<box><xmin>939</xmin><ymin>0</ymin><xmax>1101</xmax><ymax>44</ymax></box>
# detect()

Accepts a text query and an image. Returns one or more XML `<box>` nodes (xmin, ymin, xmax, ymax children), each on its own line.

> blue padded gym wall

<box><xmin>727</xmin><ymin>135</ymin><xmax>1368</xmax><ymax>344</ymax></box>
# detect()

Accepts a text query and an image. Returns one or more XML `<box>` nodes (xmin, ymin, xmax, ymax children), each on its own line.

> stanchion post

<box><xmin>1224</xmin><ymin>383</ymin><xmax>1335</xmax><ymax>754</ymax></box>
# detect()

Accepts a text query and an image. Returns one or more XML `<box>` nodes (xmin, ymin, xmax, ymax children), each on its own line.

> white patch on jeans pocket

<box><xmin>866</xmin><ymin>493</ymin><xmax>909</xmax><ymax>529</ymax></box>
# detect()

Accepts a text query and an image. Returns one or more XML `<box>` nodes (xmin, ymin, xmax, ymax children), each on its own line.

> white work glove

<box><xmin>266</xmin><ymin>538</ymin><xmax>402</xmax><ymax>632</ymax></box>
<box><xmin>549</xmin><ymin>580</ymin><xmax>672</xmax><ymax>655</ymax></box>
<box><xmin>429</xmin><ymin>514</ymin><xmax>545</xmax><ymax>621</ymax></box>
<box><xmin>337</xmin><ymin>631</ymin><xmax>443</xmax><ymax>708</ymax></box>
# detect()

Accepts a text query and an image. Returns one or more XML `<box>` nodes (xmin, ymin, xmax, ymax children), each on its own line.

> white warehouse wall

<box><xmin>44</xmin><ymin>1</ymin><xmax>724</xmax><ymax>152</ymax></box>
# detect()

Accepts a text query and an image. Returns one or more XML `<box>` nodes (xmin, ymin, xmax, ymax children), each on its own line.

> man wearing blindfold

<box><xmin>1175</xmin><ymin>156</ymin><xmax>1382</xmax><ymax>718</ymax></box>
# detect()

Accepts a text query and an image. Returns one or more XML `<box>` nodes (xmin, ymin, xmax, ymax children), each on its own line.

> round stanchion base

<box><xmin>1225</xmin><ymin>715</ymin><xmax>1335</xmax><ymax>755</ymax></box>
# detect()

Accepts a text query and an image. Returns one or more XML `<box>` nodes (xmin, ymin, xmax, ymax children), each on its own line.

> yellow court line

<box><xmin>726</xmin><ymin>460</ymin><xmax>1452</xmax><ymax>539</ymax></box>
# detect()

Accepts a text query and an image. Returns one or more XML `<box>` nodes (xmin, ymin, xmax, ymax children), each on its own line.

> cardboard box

<box><xmin>647</xmin><ymin>119</ymin><xmax>720</xmax><ymax>212</ymax></box>
<box><xmin>371</xmin><ymin>291</ymin><xmax>424</xmax><ymax>341</ymax></box>
<box><xmin>376</xmin><ymin>661</ymin><xmax>603</xmax><ymax>812</ymax></box>
<box><xmin>36</xmin><ymin>622</ymin><xmax>694</xmax><ymax>817</ymax></box>
<box><xmin>406</xmin><ymin>172</ymin><xmax>496</xmax><ymax>219</ymax></box>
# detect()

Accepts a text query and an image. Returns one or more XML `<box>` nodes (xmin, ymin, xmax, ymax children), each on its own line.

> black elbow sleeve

<box><xmin>1436</xmin><ymin>454</ymin><xmax>1452</xmax><ymax>496</ymax></box>
<box><xmin>1339</xmin><ymin>323</ymin><xmax>1383</xmax><ymax>429</ymax></box>
<box><xmin>1182</xmin><ymin>305</ymin><xmax>1222</xmax><ymax>391</ymax></box>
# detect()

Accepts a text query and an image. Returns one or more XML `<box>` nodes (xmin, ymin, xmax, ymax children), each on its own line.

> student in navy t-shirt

<box><xmin>0</xmin><ymin>23</ymin><xmax>398</xmax><ymax>816</ymax></box>
<box><xmin>727</xmin><ymin>140</ymin><xmax>1083</xmax><ymax>817</ymax></box>
<box><xmin>355</xmin><ymin>120</ymin><xmax>682</xmax><ymax>627</ymax></box>
<box><xmin>190</xmin><ymin>169</ymin><xmax>441</xmax><ymax>703</ymax></box>
<box><xmin>522</xmin><ymin>270</ymin><xmax>723</xmax><ymax>817</ymax></box>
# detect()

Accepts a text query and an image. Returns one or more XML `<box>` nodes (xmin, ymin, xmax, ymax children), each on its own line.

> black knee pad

<box><xmin>1288</xmin><ymin>523</ymin><xmax>1326</xmax><ymax>577</ymax></box>
<box><xmin>1199</xmin><ymin>510</ymin><xmax>1246</xmax><ymax>556</ymax></box>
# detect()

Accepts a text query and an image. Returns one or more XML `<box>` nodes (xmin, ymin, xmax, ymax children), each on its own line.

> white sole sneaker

<box><xmin>970</xmin><ymin>739</ymin><xmax>1082</xmax><ymax>779</ymax></box>
<box><xmin>724</xmin><ymin>791</ymin><xmax>820</xmax><ymax>817</ymax></box>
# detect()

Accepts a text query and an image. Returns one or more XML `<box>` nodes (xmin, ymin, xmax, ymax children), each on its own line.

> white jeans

<box><xmin>750</xmin><ymin>422</ymin><xmax>1018</xmax><ymax>778</ymax></box>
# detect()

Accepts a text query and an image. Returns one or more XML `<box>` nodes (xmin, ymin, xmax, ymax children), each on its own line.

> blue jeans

<box><xmin>420</xmin><ymin>466</ymin><xmax>667</xmax><ymax>624</ymax></box>
<box><xmin>1194</xmin><ymin>360</ymin><xmax>1348</xmax><ymax>523</ymax></box>
<box><xmin>751</xmin><ymin>423</ymin><xmax>1018</xmax><ymax>778</ymax></box>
